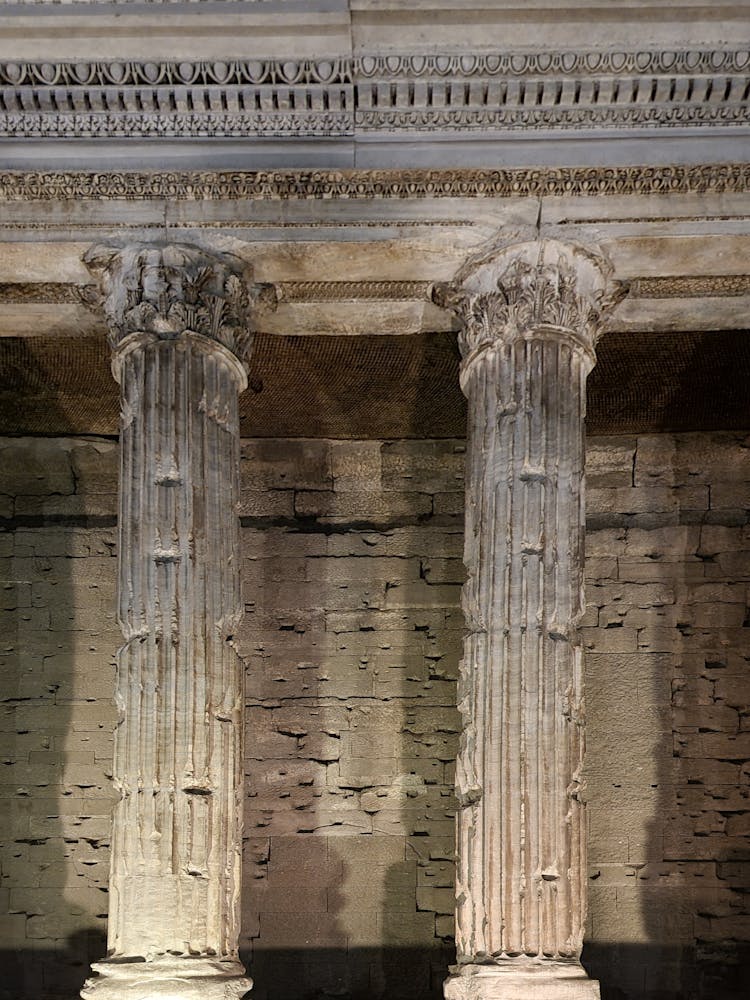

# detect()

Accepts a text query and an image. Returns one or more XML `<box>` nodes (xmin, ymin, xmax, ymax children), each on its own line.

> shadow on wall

<box><xmin>648</xmin><ymin>431</ymin><xmax>750</xmax><ymax>1000</ymax></box>
<box><xmin>237</xmin><ymin>437</ymin><xmax>350</xmax><ymax>999</ymax></box>
<box><xmin>582</xmin><ymin>428</ymin><xmax>750</xmax><ymax>1000</ymax></box>
<box><xmin>236</xmin><ymin>436</ymin><xmax>463</xmax><ymax>999</ymax></box>
<box><xmin>659</xmin><ymin>346</ymin><xmax>750</xmax><ymax>1000</ymax></box>
<box><xmin>10</xmin><ymin>383</ymin><xmax>748</xmax><ymax>997</ymax></box>
<box><xmin>0</xmin><ymin>348</ymin><xmax>119</xmax><ymax>999</ymax></box>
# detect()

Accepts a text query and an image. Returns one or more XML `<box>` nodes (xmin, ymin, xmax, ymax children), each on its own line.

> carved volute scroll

<box><xmin>83</xmin><ymin>242</ymin><xmax>254</xmax><ymax>370</ymax></box>
<box><xmin>439</xmin><ymin>240</ymin><xmax>624</xmax><ymax>1000</ymax></box>
<box><xmin>80</xmin><ymin>244</ymin><xmax>255</xmax><ymax>1000</ymax></box>
<box><xmin>436</xmin><ymin>239</ymin><xmax>624</xmax><ymax>383</ymax></box>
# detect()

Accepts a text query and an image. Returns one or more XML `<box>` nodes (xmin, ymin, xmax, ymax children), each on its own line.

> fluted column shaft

<box><xmin>80</xmin><ymin>244</ymin><xmax>255</xmax><ymax>1000</ymax></box>
<box><xmin>111</xmin><ymin>333</ymin><xmax>245</xmax><ymax>958</ymax></box>
<box><xmin>459</xmin><ymin>333</ymin><xmax>590</xmax><ymax>960</ymax></box>
<box><xmin>442</xmin><ymin>240</ymin><xmax>623</xmax><ymax>1000</ymax></box>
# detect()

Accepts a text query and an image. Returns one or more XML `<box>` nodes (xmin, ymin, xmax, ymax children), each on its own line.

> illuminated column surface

<box><xmin>439</xmin><ymin>240</ymin><xmax>624</xmax><ymax>1000</ymax></box>
<box><xmin>80</xmin><ymin>244</ymin><xmax>255</xmax><ymax>1000</ymax></box>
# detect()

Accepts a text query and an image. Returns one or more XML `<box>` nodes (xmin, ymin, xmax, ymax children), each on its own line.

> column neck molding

<box><xmin>435</xmin><ymin>239</ymin><xmax>625</xmax><ymax>388</ymax></box>
<box><xmin>83</xmin><ymin>242</ymin><xmax>257</xmax><ymax>373</ymax></box>
<box><xmin>109</xmin><ymin>329</ymin><xmax>251</xmax><ymax>391</ymax></box>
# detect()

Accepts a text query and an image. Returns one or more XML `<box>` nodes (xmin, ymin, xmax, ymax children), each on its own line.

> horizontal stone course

<box><xmin>241</xmin><ymin>439</ymin><xmax>332</xmax><ymax>493</ymax></box>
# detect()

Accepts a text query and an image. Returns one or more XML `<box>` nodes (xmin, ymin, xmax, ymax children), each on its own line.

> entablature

<box><xmin>0</xmin><ymin>2</ymin><xmax>747</xmax><ymax>169</ymax></box>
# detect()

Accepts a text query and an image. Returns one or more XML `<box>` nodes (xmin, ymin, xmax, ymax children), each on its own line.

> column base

<box><xmin>444</xmin><ymin>961</ymin><xmax>599</xmax><ymax>1000</ymax></box>
<box><xmin>80</xmin><ymin>956</ymin><xmax>252</xmax><ymax>1000</ymax></box>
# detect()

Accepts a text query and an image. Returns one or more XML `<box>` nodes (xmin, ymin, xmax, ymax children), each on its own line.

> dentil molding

<box><xmin>0</xmin><ymin>48</ymin><xmax>748</xmax><ymax>138</ymax></box>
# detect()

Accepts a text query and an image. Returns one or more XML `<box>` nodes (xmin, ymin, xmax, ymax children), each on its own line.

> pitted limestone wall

<box><xmin>0</xmin><ymin>433</ymin><xmax>748</xmax><ymax>1000</ymax></box>
<box><xmin>237</xmin><ymin>439</ymin><xmax>465</xmax><ymax>999</ymax></box>
<box><xmin>582</xmin><ymin>434</ymin><xmax>750</xmax><ymax>1000</ymax></box>
<box><xmin>0</xmin><ymin>438</ymin><xmax>120</xmax><ymax>999</ymax></box>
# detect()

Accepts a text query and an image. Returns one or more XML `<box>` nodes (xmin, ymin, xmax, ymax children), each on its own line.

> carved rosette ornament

<box><xmin>438</xmin><ymin>240</ymin><xmax>624</xmax><ymax>1000</ymax></box>
<box><xmin>80</xmin><ymin>244</ymin><xmax>255</xmax><ymax>1000</ymax></box>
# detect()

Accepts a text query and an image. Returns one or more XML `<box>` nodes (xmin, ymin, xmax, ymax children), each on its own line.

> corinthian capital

<box><xmin>83</xmin><ymin>242</ymin><xmax>256</xmax><ymax>364</ymax></box>
<box><xmin>436</xmin><ymin>238</ymin><xmax>625</xmax><ymax>368</ymax></box>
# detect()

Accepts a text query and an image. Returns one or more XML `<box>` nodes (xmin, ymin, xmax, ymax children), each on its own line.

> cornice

<box><xmin>1</xmin><ymin>163</ymin><xmax>749</xmax><ymax>201</ymax></box>
<box><xmin>0</xmin><ymin>59</ymin><xmax>352</xmax><ymax>88</ymax></box>
<box><xmin>355</xmin><ymin>50</ymin><xmax>750</xmax><ymax>78</ymax></box>
<box><xmin>1</xmin><ymin>1</ymin><xmax>255</xmax><ymax>4</ymax></box>
<box><xmin>0</xmin><ymin>48</ymin><xmax>747</xmax><ymax>138</ymax></box>
<box><xmin>2</xmin><ymin>1</ymin><xmax>251</xmax><ymax>3</ymax></box>
<box><xmin>2</xmin><ymin>49</ymin><xmax>747</xmax><ymax>88</ymax></box>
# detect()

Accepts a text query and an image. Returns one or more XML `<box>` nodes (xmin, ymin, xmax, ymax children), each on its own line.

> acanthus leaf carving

<box><xmin>436</xmin><ymin>240</ymin><xmax>627</xmax><ymax>375</ymax></box>
<box><xmin>83</xmin><ymin>243</ymin><xmax>256</xmax><ymax>366</ymax></box>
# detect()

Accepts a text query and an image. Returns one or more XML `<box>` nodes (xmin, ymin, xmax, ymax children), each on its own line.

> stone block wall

<box><xmin>0</xmin><ymin>438</ymin><xmax>119</xmax><ymax>999</ymax></box>
<box><xmin>0</xmin><ymin>432</ymin><xmax>748</xmax><ymax>999</ymax></box>
<box><xmin>582</xmin><ymin>434</ymin><xmax>750</xmax><ymax>1000</ymax></box>
<box><xmin>237</xmin><ymin>439</ymin><xmax>465</xmax><ymax>1000</ymax></box>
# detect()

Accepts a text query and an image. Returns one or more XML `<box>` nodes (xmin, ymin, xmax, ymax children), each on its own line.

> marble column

<box><xmin>80</xmin><ymin>244</ymin><xmax>255</xmax><ymax>1000</ymax></box>
<box><xmin>438</xmin><ymin>240</ymin><xmax>623</xmax><ymax>1000</ymax></box>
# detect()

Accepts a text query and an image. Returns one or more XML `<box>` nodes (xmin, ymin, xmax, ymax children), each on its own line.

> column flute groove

<box><xmin>437</xmin><ymin>240</ymin><xmax>624</xmax><ymax>1000</ymax></box>
<box><xmin>80</xmin><ymin>244</ymin><xmax>257</xmax><ymax>1000</ymax></box>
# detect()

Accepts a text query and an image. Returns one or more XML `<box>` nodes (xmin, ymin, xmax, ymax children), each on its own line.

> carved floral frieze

<box><xmin>1</xmin><ymin>274</ymin><xmax>749</xmax><ymax>308</ymax></box>
<box><xmin>1</xmin><ymin>164</ymin><xmax>749</xmax><ymax>201</ymax></box>
<box><xmin>629</xmin><ymin>275</ymin><xmax>750</xmax><ymax>298</ymax></box>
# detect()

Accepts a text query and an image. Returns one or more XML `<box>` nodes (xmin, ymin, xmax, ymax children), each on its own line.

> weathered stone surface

<box><xmin>79</xmin><ymin>244</ymin><xmax>255</xmax><ymax>1000</ymax></box>
<box><xmin>584</xmin><ymin>439</ymin><xmax>750</xmax><ymax>1000</ymax></box>
<box><xmin>295</xmin><ymin>489</ymin><xmax>432</xmax><ymax>523</ymax></box>
<box><xmin>2</xmin><ymin>426</ymin><xmax>749</xmax><ymax>1000</ymax></box>
<box><xmin>585</xmin><ymin>437</ymin><xmax>637</xmax><ymax>488</ymax></box>
<box><xmin>0</xmin><ymin>439</ymin><xmax>75</xmax><ymax>498</ymax></box>
<box><xmin>242</xmin><ymin>439</ymin><xmax>332</xmax><ymax>493</ymax></box>
<box><xmin>331</xmin><ymin>441</ymin><xmax>383</xmax><ymax>493</ymax></box>
<box><xmin>439</xmin><ymin>240</ymin><xmax>622</xmax><ymax>998</ymax></box>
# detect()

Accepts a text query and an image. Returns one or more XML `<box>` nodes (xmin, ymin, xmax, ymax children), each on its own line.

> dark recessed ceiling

<box><xmin>1</xmin><ymin>330</ymin><xmax>749</xmax><ymax>439</ymax></box>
